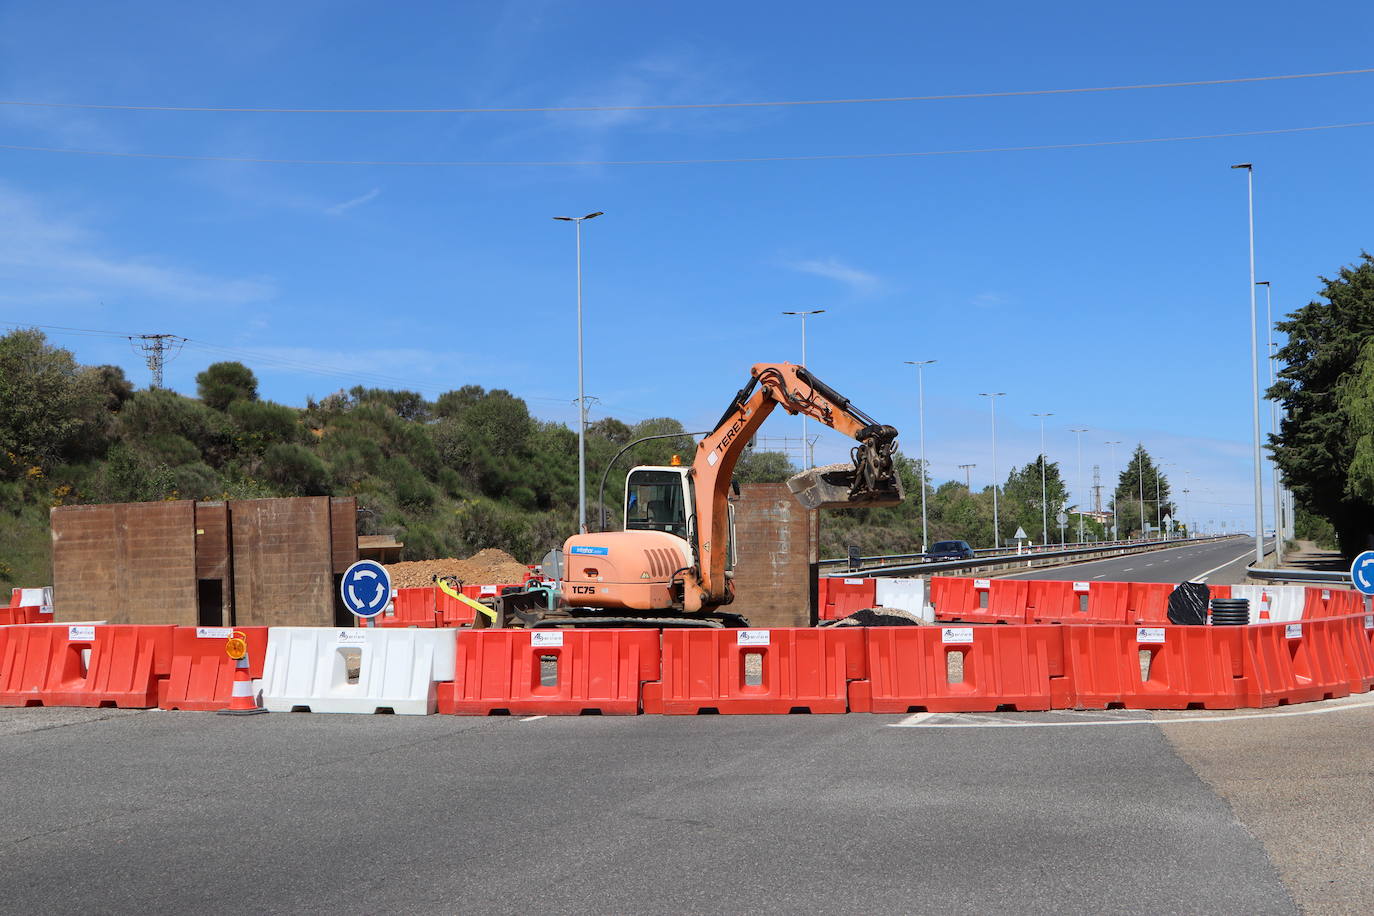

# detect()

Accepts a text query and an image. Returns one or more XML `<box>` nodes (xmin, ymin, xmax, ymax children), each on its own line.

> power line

<box><xmin>4</xmin><ymin>118</ymin><xmax>1371</xmax><ymax>168</ymax></box>
<box><xmin>130</xmin><ymin>333</ymin><xmax>184</xmax><ymax>388</ymax></box>
<box><xmin>1</xmin><ymin>67</ymin><xmax>1369</xmax><ymax>114</ymax></box>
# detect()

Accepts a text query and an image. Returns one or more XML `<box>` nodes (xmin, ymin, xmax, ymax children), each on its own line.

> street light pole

<box><xmin>552</xmin><ymin>210</ymin><xmax>604</xmax><ymax>534</ymax></box>
<box><xmin>783</xmin><ymin>310</ymin><xmax>825</xmax><ymax>468</ymax></box>
<box><xmin>1070</xmin><ymin>427</ymin><xmax>1088</xmax><ymax>544</ymax></box>
<box><xmin>1257</xmin><ymin>280</ymin><xmax>1284</xmax><ymax>564</ymax></box>
<box><xmin>980</xmin><ymin>393</ymin><xmax>1006</xmax><ymax>549</ymax></box>
<box><xmin>1105</xmin><ymin>441</ymin><xmax>1121</xmax><ymax>540</ymax></box>
<box><xmin>1032</xmin><ymin>413</ymin><xmax>1053</xmax><ymax>545</ymax></box>
<box><xmin>1137</xmin><ymin>447</ymin><xmax>1147</xmax><ymax>542</ymax></box>
<box><xmin>1232</xmin><ymin>163</ymin><xmax>1265</xmax><ymax>564</ymax></box>
<box><xmin>905</xmin><ymin>360</ymin><xmax>936</xmax><ymax>553</ymax></box>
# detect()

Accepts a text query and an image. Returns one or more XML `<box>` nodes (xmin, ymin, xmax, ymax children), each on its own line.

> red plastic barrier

<box><xmin>1027</xmin><ymin>579</ymin><xmax>1125</xmax><ymax>624</ymax></box>
<box><xmin>1085</xmin><ymin>581</ymin><xmax>1132</xmax><ymax>624</ymax></box>
<box><xmin>1331</xmin><ymin>615</ymin><xmax>1374</xmax><ymax>694</ymax></box>
<box><xmin>1062</xmin><ymin>624</ymin><xmax>1244</xmax><ymax>710</ymax></box>
<box><xmin>159</xmin><ymin>626</ymin><xmax>269</xmax><ymax>711</ymax></box>
<box><xmin>379</xmin><ymin>587</ymin><xmax>440</xmax><ymax>628</ymax></box>
<box><xmin>929</xmin><ymin>576</ymin><xmax>977</xmax><ymax>619</ymax></box>
<box><xmin>643</xmin><ymin>628</ymin><xmax>867</xmax><ymax>715</ymax></box>
<box><xmin>1302</xmin><ymin>587</ymin><xmax>1364</xmax><ymax>620</ymax></box>
<box><xmin>439</xmin><ymin>628</ymin><xmax>660</xmax><ymax>715</ymax></box>
<box><xmin>0</xmin><ymin>624</ymin><xmax>174</xmax><ymax>708</ymax></box>
<box><xmin>818</xmin><ymin>577</ymin><xmax>876</xmax><ymax>621</ymax></box>
<box><xmin>1208</xmin><ymin>585</ymin><xmax>1232</xmax><ymax>601</ymax></box>
<box><xmin>851</xmin><ymin>625</ymin><xmax>1068</xmax><ymax>713</ymax></box>
<box><xmin>1241</xmin><ymin>619</ymin><xmax>1353</xmax><ymax>707</ymax></box>
<box><xmin>0</xmin><ymin>606</ymin><xmax>50</xmax><ymax>626</ymax></box>
<box><xmin>930</xmin><ymin>577</ymin><xmax>1027</xmax><ymax>623</ymax></box>
<box><xmin>1128</xmin><ymin>583</ymin><xmax>1174</xmax><ymax>625</ymax></box>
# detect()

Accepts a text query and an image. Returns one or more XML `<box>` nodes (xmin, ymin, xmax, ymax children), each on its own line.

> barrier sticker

<box><xmin>1136</xmin><ymin>627</ymin><xmax>1166</xmax><ymax>644</ymax></box>
<box><xmin>531</xmin><ymin>631</ymin><xmax>564</xmax><ymax>648</ymax></box>
<box><xmin>196</xmin><ymin>627</ymin><xmax>233</xmax><ymax>639</ymax></box>
<box><xmin>1321</xmin><ymin>589</ymin><xmax>1331</xmax><ymax>601</ymax></box>
<box><xmin>1285</xmin><ymin>624</ymin><xmax>1303</xmax><ymax>639</ymax></box>
<box><xmin>844</xmin><ymin>578</ymin><xmax>865</xmax><ymax>585</ymax></box>
<box><xmin>1072</xmin><ymin>581</ymin><xmax>1091</xmax><ymax>593</ymax></box>
<box><xmin>336</xmin><ymin>631</ymin><xmax>367</xmax><ymax>645</ymax></box>
<box><xmin>480</xmin><ymin>585</ymin><xmax>498</xmax><ymax>596</ymax></box>
<box><xmin>67</xmin><ymin>625</ymin><xmax>95</xmax><ymax>642</ymax></box>
<box><xmin>1366</xmin><ymin>615</ymin><xmax>1373</xmax><ymax>630</ymax></box>
<box><xmin>973</xmin><ymin>579</ymin><xmax>990</xmax><ymax>590</ymax></box>
<box><xmin>942</xmin><ymin>627</ymin><xmax>974</xmax><ymax>644</ymax></box>
<box><xmin>737</xmin><ymin>630</ymin><xmax>771</xmax><ymax>646</ymax></box>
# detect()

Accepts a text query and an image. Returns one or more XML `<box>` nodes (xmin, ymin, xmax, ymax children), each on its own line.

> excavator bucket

<box><xmin>787</xmin><ymin>462</ymin><xmax>905</xmax><ymax>511</ymax></box>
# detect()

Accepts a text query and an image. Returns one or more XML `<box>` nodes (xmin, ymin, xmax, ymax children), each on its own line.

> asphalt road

<box><xmin>0</xmin><ymin>705</ymin><xmax>1309</xmax><ymax>916</ymax></box>
<box><xmin>1000</xmin><ymin>536</ymin><xmax>1273</xmax><ymax>585</ymax></box>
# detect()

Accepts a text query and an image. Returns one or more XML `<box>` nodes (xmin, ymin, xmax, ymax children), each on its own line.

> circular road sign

<box><xmin>340</xmin><ymin>559</ymin><xmax>392</xmax><ymax>618</ymax></box>
<box><xmin>1350</xmin><ymin>550</ymin><xmax>1374</xmax><ymax>596</ymax></box>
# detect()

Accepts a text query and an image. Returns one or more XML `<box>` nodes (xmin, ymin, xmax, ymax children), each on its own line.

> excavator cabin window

<box><xmin>624</xmin><ymin>469</ymin><xmax>689</xmax><ymax>540</ymax></box>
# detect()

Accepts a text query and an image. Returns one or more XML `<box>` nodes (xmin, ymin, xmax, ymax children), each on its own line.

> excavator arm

<box><xmin>682</xmin><ymin>362</ymin><xmax>903</xmax><ymax>612</ymax></box>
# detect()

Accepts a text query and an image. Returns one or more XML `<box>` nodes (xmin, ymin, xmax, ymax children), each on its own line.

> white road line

<box><xmin>1092</xmin><ymin>574</ymin><xmax>1106</xmax><ymax>579</ymax></box>
<box><xmin>519</xmin><ymin>715</ymin><xmax>548</xmax><ymax>722</ymax></box>
<box><xmin>886</xmin><ymin>693</ymin><xmax>1374</xmax><ymax>728</ymax></box>
<box><xmin>1122</xmin><ymin>567</ymin><xmax>1134</xmax><ymax>571</ymax></box>
<box><xmin>1188</xmin><ymin>545</ymin><xmax>1263</xmax><ymax>583</ymax></box>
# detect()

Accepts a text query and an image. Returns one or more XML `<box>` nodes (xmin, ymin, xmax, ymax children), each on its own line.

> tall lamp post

<box><xmin>1257</xmin><ymin>280</ymin><xmax>1284</xmax><ymax>564</ymax></box>
<box><xmin>980</xmin><ymin>393</ymin><xmax>1006</xmax><ymax>549</ymax></box>
<box><xmin>1032</xmin><ymin>413</ymin><xmax>1053</xmax><ymax>545</ymax></box>
<box><xmin>1137</xmin><ymin>447</ymin><xmax>1147</xmax><ymax>542</ymax></box>
<box><xmin>1232</xmin><ymin>163</ymin><xmax>1265</xmax><ymax>564</ymax></box>
<box><xmin>552</xmin><ymin>210</ymin><xmax>604</xmax><ymax>533</ymax></box>
<box><xmin>905</xmin><ymin>360</ymin><xmax>936</xmax><ymax>552</ymax></box>
<box><xmin>782</xmin><ymin>309</ymin><xmax>825</xmax><ymax>467</ymax></box>
<box><xmin>1105</xmin><ymin>441</ymin><xmax>1121</xmax><ymax>540</ymax></box>
<box><xmin>1069</xmin><ymin>427</ymin><xmax>1088</xmax><ymax>544</ymax></box>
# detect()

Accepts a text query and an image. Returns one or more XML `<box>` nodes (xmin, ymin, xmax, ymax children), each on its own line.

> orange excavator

<box><xmin>494</xmin><ymin>362</ymin><xmax>903</xmax><ymax>627</ymax></box>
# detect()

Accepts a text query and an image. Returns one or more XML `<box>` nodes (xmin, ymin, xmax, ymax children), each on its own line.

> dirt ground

<box><xmin>385</xmin><ymin>548</ymin><xmax>531</xmax><ymax>587</ymax></box>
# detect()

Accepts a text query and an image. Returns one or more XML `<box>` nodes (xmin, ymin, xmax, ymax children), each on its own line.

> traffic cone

<box><xmin>1259</xmin><ymin>590</ymin><xmax>1272</xmax><ymax>621</ymax></box>
<box><xmin>218</xmin><ymin>653</ymin><xmax>267</xmax><ymax>716</ymax></box>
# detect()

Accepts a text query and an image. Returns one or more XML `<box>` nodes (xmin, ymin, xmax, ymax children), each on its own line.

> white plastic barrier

<box><xmin>10</xmin><ymin>587</ymin><xmax>53</xmax><ymax>614</ymax></box>
<box><xmin>1229</xmin><ymin>584</ymin><xmax>1305</xmax><ymax>624</ymax></box>
<box><xmin>261</xmin><ymin>627</ymin><xmax>457</xmax><ymax>715</ymax></box>
<box><xmin>874</xmin><ymin>577</ymin><xmax>933</xmax><ymax>623</ymax></box>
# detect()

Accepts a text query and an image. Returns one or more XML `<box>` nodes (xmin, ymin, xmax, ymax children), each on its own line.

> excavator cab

<box><xmin>624</xmin><ymin>467</ymin><xmax>692</xmax><ymax>539</ymax></box>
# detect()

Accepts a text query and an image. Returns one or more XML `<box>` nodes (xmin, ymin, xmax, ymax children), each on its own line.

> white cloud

<box><xmin>0</xmin><ymin>183</ymin><xmax>275</xmax><ymax>306</ymax></box>
<box><xmin>324</xmin><ymin>187</ymin><xmax>381</xmax><ymax>216</ymax></box>
<box><xmin>786</xmin><ymin>257</ymin><xmax>882</xmax><ymax>295</ymax></box>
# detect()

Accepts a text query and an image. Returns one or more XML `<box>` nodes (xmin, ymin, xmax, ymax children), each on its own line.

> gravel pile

<box><xmin>825</xmin><ymin>607</ymin><xmax>924</xmax><ymax>627</ymax></box>
<box><xmin>385</xmin><ymin>549</ymin><xmax>532</xmax><ymax>588</ymax></box>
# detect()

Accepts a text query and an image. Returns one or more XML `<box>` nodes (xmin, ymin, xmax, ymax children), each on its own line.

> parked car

<box><xmin>926</xmin><ymin>540</ymin><xmax>975</xmax><ymax>561</ymax></box>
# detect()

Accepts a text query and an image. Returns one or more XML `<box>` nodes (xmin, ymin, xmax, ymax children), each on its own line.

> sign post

<box><xmin>340</xmin><ymin>560</ymin><xmax>392</xmax><ymax>627</ymax></box>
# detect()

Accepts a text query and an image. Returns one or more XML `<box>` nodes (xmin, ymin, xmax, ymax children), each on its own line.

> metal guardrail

<box><xmin>821</xmin><ymin>535</ymin><xmax>1237</xmax><ymax>578</ymax></box>
<box><xmin>1246</xmin><ymin>564</ymin><xmax>1354</xmax><ymax>584</ymax></box>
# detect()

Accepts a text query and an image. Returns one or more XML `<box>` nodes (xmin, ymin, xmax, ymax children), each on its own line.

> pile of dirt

<box><xmin>823</xmin><ymin>607</ymin><xmax>924</xmax><ymax>627</ymax></box>
<box><xmin>385</xmin><ymin>548</ymin><xmax>531</xmax><ymax>588</ymax></box>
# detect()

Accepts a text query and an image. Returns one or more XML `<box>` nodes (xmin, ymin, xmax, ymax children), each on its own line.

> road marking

<box><xmin>1092</xmin><ymin>574</ymin><xmax>1106</xmax><ymax>579</ymax></box>
<box><xmin>1122</xmin><ymin>567</ymin><xmax>1134</xmax><ymax>571</ymax></box>
<box><xmin>519</xmin><ymin>715</ymin><xmax>547</xmax><ymax>722</ymax></box>
<box><xmin>1188</xmin><ymin>546</ymin><xmax>1261</xmax><ymax>584</ymax></box>
<box><xmin>888</xmin><ymin>694</ymin><xmax>1374</xmax><ymax>729</ymax></box>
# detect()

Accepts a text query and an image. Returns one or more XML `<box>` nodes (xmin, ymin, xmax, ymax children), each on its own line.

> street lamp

<box><xmin>1232</xmin><ymin>163</ymin><xmax>1265</xmax><ymax>563</ymax></box>
<box><xmin>1032</xmin><ymin>413</ymin><xmax>1053</xmax><ymax>545</ymax></box>
<box><xmin>1069</xmin><ymin>427</ymin><xmax>1088</xmax><ymax>544</ymax></box>
<box><xmin>782</xmin><ymin>309</ymin><xmax>825</xmax><ymax>467</ymax></box>
<box><xmin>980</xmin><ymin>393</ymin><xmax>1006</xmax><ymax>549</ymax></box>
<box><xmin>905</xmin><ymin>360</ymin><xmax>936</xmax><ymax>552</ymax></box>
<box><xmin>1257</xmin><ymin>280</ymin><xmax>1284</xmax><ymax>563</ymax></box>
<box><xmin>1158</xmin><ymin>462</ymin><xmax>1175</xmax><ymax>541</ymax></box>
<box><xmin>1105</xmin><ymin>441</ymin><xmax>1121</xmax><ymax>540</ymax></box>
<box><xmin>552</xmin><ymin>210</ymin><xmax>604</xmax><ymax>533</ymax></box>
<box><xmin>1137</xmin><ymin>447</ymin><xmax>1147</xmax><ymax>542</ymax></box>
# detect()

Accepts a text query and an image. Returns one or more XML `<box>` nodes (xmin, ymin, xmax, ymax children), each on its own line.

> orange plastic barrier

<box><xmin>1240</xmin><ymin>619</ymin><xmax>1353</xmax><ymax>707</ymax></box>
<box><xmin>439</xmin><ymin>628</ymin><xmax>660</xmax><ymax>715</ymax></box>
<box><xmin>642</xmin><ymin>628</ymin><xmax>867</xmax><ymax>715</ymax></box>
<box><xmin>1208</xmin><ymin>584</ymin><xmax>1232</xmax><ymax>601</ymax></box>
<box><xmin>930</xmin><ymin>577</ymin><xmax>1026</xmax><ymax>623</ymax></box>
<box><xmin>1027</xmin><ymin>580</ymin><xmax>1127</xmax><ymax>624</ymax></box>
<box><xmin>0</xmin><ymin>606</ymin><xmax>49</xmax><ymax>626</ymax></box>
<box><xmin>851</xmin><ymin>625</ymin><xmax>1068</xmax><ymax>713</ymax></box>
<box><xmin>0</xmin><ymin>624</ymin><xmax>174</xmax><ymax>708</ymax></box>
<box><xmin>1128</xmin><ymin>582</ymin><xmax>1174</xmax><ymax>625</ymax></box>
<box><xmin>380</xmin><ymin>587</ymin><xmax>440</xmax><ymax>628</ymax></box>
<box><xmin>1302</xmin><ymin>587</ymin><xmax>1364</xmax><ymax>619</ymax></box>
<box><xmin>818</xmin><ymin>577</ymin><xmax>876</xmax><ymax>621</ymax></box>
<box><xmin>1331</xmin><ymin>615</ymin><xmax>1374</xmax><ymax>694</ymax></box>
<box><xmin>158</xmin><ymin>626</ymin><xmax>268</xmax><ymax>711</ymax></box>
<box><xmin>1062</xmin><ymin>625</ymin><xmax>1245</xmax><ymax>709</ymax></box>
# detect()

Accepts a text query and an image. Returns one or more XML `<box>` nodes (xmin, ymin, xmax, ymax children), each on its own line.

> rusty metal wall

<box><xmin>229</xmin><ymin>497</ymin><xmax>335</xmax><ymax>627</ymax></box>
<box><xmin>729</xmin><ymin>483</ymin><xmax>817</xmax><ymax>628</ymax></box>
<box><xmin>50</xmin><ymin>501</ymin><xmax>199</xmax><ymax>624</ymax></box>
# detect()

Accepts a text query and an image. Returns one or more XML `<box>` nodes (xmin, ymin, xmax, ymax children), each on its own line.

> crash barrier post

<box><xmin>642</xmin><ymin>628</ymin><xmax>866</xmax><ymax>715</ymax></box>
<box><xmin>1028</xmin><ymin>580</ymin><xmax>1125</xmax><ymax>624</ymax></box>
<box><xmin>1240</xmin><ymin>618</ymin><xmax>1357</xmax><ymax>706</ymax></box>
<box><xmin>873</xmin><ymin>577</ymin><xmax>932</xmax><ymax>622</ymax></box>
<box><xmin>931</xmin><ymin>576</ymin><xmax>1027</xmax><ymax>624</ymax></box>
<box><xmin>381</xmin><ymin>587</ymin><xmax>440</xmax><ymax>628</ymax></box>
<box><xmin>159</xmin><ymin>626</ymin><xmax>269</xmax><ymax>711</ymax></box>
<box><xmin>260</xmin><ymin>627</ymin><xmax>457</xmax><ymax>715</ymax></box>
<box><xmin>818</xmin><ymin>577</ymin><xmax>877</xmax><ymax>621</ymax></box>
<box><xmin>440</xmin><ymin>628</ymin><xmax>660</xmax><ymax>715</ymax></box>
<box><xmin>851</xmin><ymin>625</ymin><xmax>1068</xmax><ymax>713</ymax></box>
<box><xmin>1062</xmin><ymin>624</ymin><xmax>1244</xmax><ymax>710</ymax></box>
<box><xmin>1127</xmin><ymin>582</ymin><xmax>1174</xmax><ymax>625</ymax></box>
<box><xmin>0</xmin><ymin>624</ymin><xmax>174</xmax><ymax>708</ymax></box>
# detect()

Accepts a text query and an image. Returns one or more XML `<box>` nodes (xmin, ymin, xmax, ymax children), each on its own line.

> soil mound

<box><xmin>386</xmin><ymin>548</ymin><xmax>531</xmax><ymax>588</ymax></box>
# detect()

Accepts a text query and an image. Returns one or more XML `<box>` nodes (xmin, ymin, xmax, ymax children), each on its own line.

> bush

<box><xmin>197</xmin><ymin>362</ymin><xmax>259</xmax><ymax>410</ymax></box>
<box><xmin>261</xmin><ymin>443</ymin><xmax>330</xmax><ymax>496</ymax></box>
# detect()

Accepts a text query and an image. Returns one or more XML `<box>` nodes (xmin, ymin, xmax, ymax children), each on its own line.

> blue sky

<box><xmin>2</xmin><ymin>1</ymin><xmax>1371</xmax><ymax>535</ymax></box>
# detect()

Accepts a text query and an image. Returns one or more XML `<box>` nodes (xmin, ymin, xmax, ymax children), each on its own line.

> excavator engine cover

<box><xmin>787</xmin><ymin>462</ymin><xmax>905</xmax><ymax>510</ymax></box>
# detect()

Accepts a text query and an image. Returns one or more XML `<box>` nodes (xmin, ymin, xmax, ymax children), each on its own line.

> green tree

<box><xmin>734</xmin><ymin>449</ymin><xmax>795</xmax><ymax>484</ymax></box>
<box><xmin>0</xmin><ymin>330</ymin><xmax>110</xmax><ymax>478</ymax></box>
<box><xmin>196</xmin><ymin>361</ymin><xmax>259</xmax><ymax>411</ymax></box>
<box><xmin>1270</xmin><ymin>253</ymin><xmax>1374</xmax><ymax>555</ymax></box>
<box><xmin>1002</xmin><ymin>455</ymin><xmax>1070</xmax><ymax>544</ymax></box>
<box><xmin>1110</xmin><ymin>445</ymin><xmax>1172</xmax><ymax>538</ymax></box>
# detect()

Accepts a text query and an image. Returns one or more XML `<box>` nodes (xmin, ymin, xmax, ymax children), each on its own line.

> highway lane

<box><xmin>999</xmin><ymin>536</ymin><xmax>1273</xmax><ymax>585</ymax></box>
<box><xmin>0</xmin><ymin>707</ymin><xmax>1298</xmax><ymax>915</ymax></box>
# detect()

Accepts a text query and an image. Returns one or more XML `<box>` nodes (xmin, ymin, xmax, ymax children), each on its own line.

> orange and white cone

<box><xmin>1259</xmin><ymin>590</ymin><xmax>1272</xmax><ymax>621</ymax></box>
<box><xmin>218</xmin><ymin>652</ymin><xmax>267</xmax><ymax>716</ymax></box>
